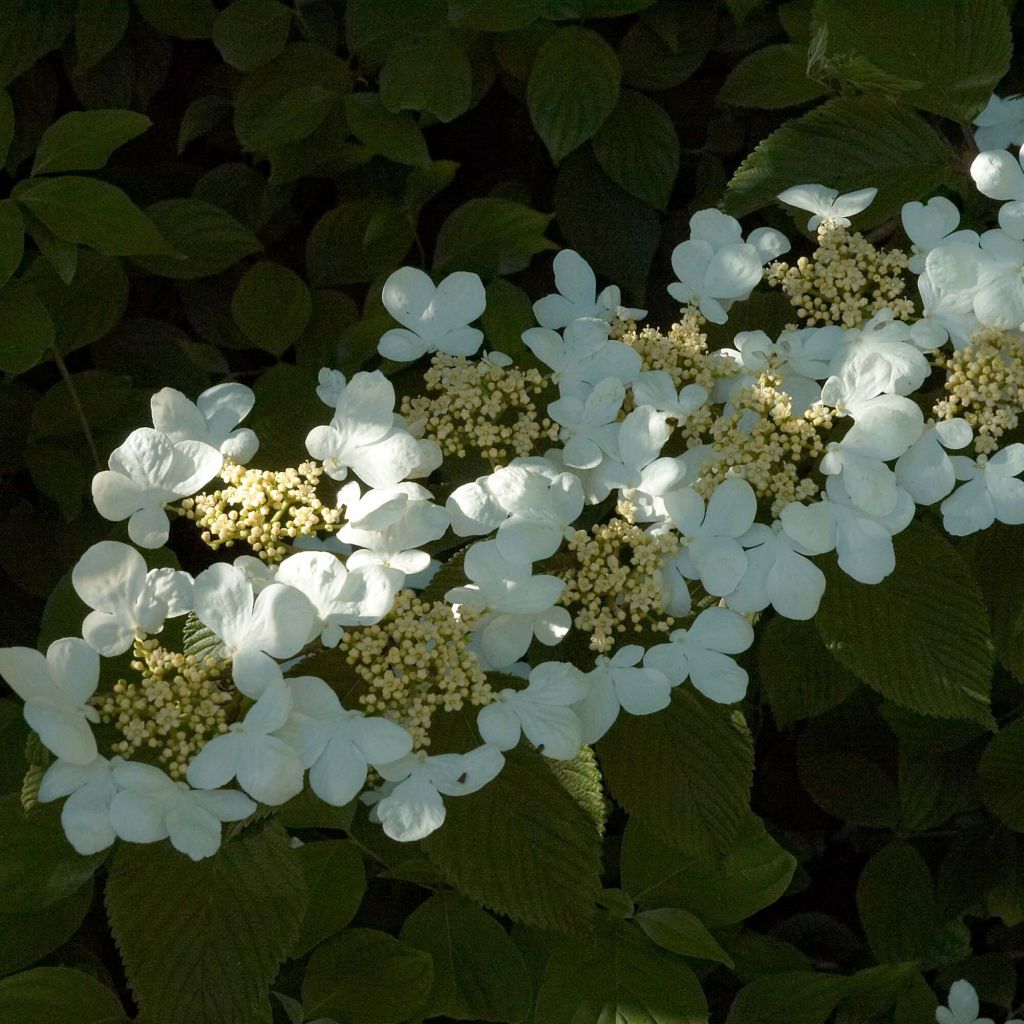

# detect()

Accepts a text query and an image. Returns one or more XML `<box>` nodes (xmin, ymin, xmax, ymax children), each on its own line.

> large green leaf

<box><xmin>74</xmin><ymin>0</ymin><xmax>130</xmax><ymax>72</ymax></box>
<box><xmin>231</xmin><ymin>260</ymin><xmax>312</xmax><ymax>355</ymax></box>
<box><xmin>726</xmin><ymin>971</ymin><xmax>848</xmax><ymax>1024</ymax></box>
<box><xmin>0</xmin><ymin>200</ymin><xmax>24</xmax><ymax>289</ymax></box>
<box><xmin>306</xmin><ymin>198</ymin><xmax>414</xmax><ymax>287</ymax></box>
<box><xmin>979</xmin><ymin>718</ymin><xmax>1024</xmax><ymax>833</ymax></box>
<box><xmin>972</xmin><ymin>524</ymin><xmax>1024</xmax><ymax>683</ymax></box>
<box><xmin>618</xmin><ymin>2</ymin><xmax>715</xmax><ymax>91</ymax></box>
<box><xmin>0</xmin><ymin>1</ymin><xmax>74</xmax><ymax>90</ymax></box>
<box><xmin>421</xmin><ymin>748</ymin><xmax>603</xmax><ymax>934</ymax></box>
<box><xmin>212</xmin><ymin>0</ymin><xmax>292</xmax><ymax>72</ymax></box>
<box><xmin>31</xmin><ymin>109</ymin><xmax>150</xmax><ymax>176</ymax></box>
<box><xmin>344</xmin><ymin>93</ymin><xmax>429</xmax><ymax>168</ymax></box>
<box><xmin>400</xmin><ymin>892</ymin><xmax>532</xmax><ymax>1022</ymax></box>
<box><xmin>0</xmin><ymin>882</ymin><xmax>93</xmax><ymax>977</ymax></box>
<box><xmin>105</xmin><ymin>822</ymin><xmax>306</xmax><ymax>1024</ymax></box>
<box><xmin>527</xmin><ymin>26</ymin><xmax>621</xmax><ymax>163</ymax></box>
<box><xmin>293</xmin><ymin>840</ymin><xmax>366</xmax><ymax>958</ymax></box>
<box><xmin>718</xmin><ymin>43</ymin><xmax>827</xmax><ymax>108</ymax></box>
<box><xmin>815</xmin><ymin>0</ymin><xmax>1011</xmax><ymax>122</ymax></box>
<box><xmin>723</xmin><ymin>96</ymin><xmax>957</xmax><ymax>226</ymax></box>
<box><xmin>379</xmin><ymin>28</ymin><xmax>473</xmax><ymax>123</ymax></box>
<box><xmin>0</xmin><ymin>967</ymin><xmax>125</xmax><ymax>1024</ymax></box>
<box><xmin>134</xmin><ymin>0</ymin><xmax>217</xmax><ymax>38</ymax></box>
<box><xmin>815</xmin><ymin>524</ymin><xmax>994</xmax><ymax>725</ymax></box>
<box><xmin>0</xmin><ymin>279</ymin><xmax>54</xmax><ymax>375</ymax></box>
<box><xmin>598</xmin><ymin>687</ymin><xmax>753</xmax><ymax>857</ymax></box>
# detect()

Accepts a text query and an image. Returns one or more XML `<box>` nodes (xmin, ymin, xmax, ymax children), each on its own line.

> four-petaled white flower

<box><xmin>970</xmin><ymin>146</ymin><xmax>1024</xmax><ymax>238</ymax></box>
<box><xmin>777</xmin><ymin>183</ymin><xmax>877</xmax><ymax>231</ymax></box>
<box><xmin>895</xmin><ymin>418</ymin><xmax>973</xmax><ymax>505</ymax></box>
<box><xmin>549</xmin><ymin>377</ymin><xmax>625</xmax><ymax>471</ymax></box>
<box><xmin>941</xmin><ymin>443</ymin><xmax>1024</xmax><ymax>536</ymax></box>
<box><xmin>488</xmin><ymin>464</ymin><xmax>584</xmax><ymax>564</ymax></box>
<box><xmin>973</xmin><ymin>93</ymin><xmax>1024</xmax><ymax>152</ymax></box>
<box><xmin>522</xmin><ymin>319</ymin><xmax>641</xmax><ymax>400</ymax></box>
<box><xmin>532</xmin><ymin>249</ymin><xmax>645</xmax><ymax>329</ymax></box>
<box><xmin>935</xmin><ymin>979</ymin><xmax>1000</xmax><ymax>1024</ymax></box>
<box><xmin>901</xmin><ymin>196</ymin><xmax>978</xmax><ymax>274</ymax></box>
<box><xmin>150</xmin><ymin>382</ymin><xmax>259</xmax><ymax>464</ymax></box>
<box><xmin>38</xmin><ymin>755</ymin><xmax>119</xmax><ymax>855</ymax></box>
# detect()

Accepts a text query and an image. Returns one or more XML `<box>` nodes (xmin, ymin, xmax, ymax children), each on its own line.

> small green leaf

<box><xmin>177</xmin><ymin>95</ymin><xmax>233</xmax><ymax>154</ymax></box>
<box><xmin>403</xmin><ymin>160</ymin><xmax>459</xmax><ymax>217</ymax></box>
<box><xmin>636</xmin><ymin>907</ymin><xmax>734</xmax><ymax>966</ymax></box>
<box><xmin>303</xmin><ymin>929</ymin><xmax>433</xmax><ymax>1024</ymax></box>
<box><xmin>74</xmin><ymin>0</ymin><xmax>130</xmax><ymax>71</ymax></box>
<box><xmin>0</xmin><ymin>967</ymin><xmax>125</xmax><ymax>1024</ymax></box>
<box><xmin>213</xmin><ymin>0</ymin><xmax>292</xmax><ymax>72</ymax></box>
<box><xmin>344</xmin><ymin>0</ymin><xmax>448</xmax><ymax>65</ymax></box>
<box><xmin>400</xmin><ymin>891</ymin><xmax>533</xmax><ymax>1022</ymax></box>
<box><xmin>379</xmin><ymin>28</ymin><xmax>472</xmax><ymax>122</ymax></box>
<box><xmin>618</xmin><ymin>2</ymin><xmax>715</xmax><ymax>92</ymax></box>
<box><xmin>0</xmin><ymin>90</ymin><xmax>13</xmax><ymax>167</ymax></box>
<box><xmin>432</xmin><ymin>197</ymin><xmax>554</xmax><ymax>278</ymax></box>
<box><xmin>134</xmin><ymin>0</ymin><xmax>217</xmax><ymax>38</ymax></box>
<box><xmin>231</xmin><ymin>260</ymin><xmax>312</xmax><ymax>355</ymax></box>
<box><xmin>0</xmin><ymin>199</ymin><xmax>24</xmax><ymax>288</ymax></box>
<box><xmin>979</xmin><ymin>718</ymin><xmax>1024</xmax><ymax>832</ymax></box>
<box><xmin>0</xmin><ymin>1</ymin><xmax>75</xmax><ymax>90</ymax></box>
<box><xmin>16</xmin><ymin>175</ymin><xmax>176</xmax><ymax>256</ymax></box>
<box><xmin>527</xmin><ymin>26</ymin><xmax>620</xmax><ymax>162</ymax></box>
<box><xmin>0</xmin><ymin>279</ymin><xmax>54</xmax><ymax>375</ymax></box>
<box><xmin>548</xmin><ymin>744</ymin><xmax>608</xmax><ymax>835</ymax></box>
<box><xmin>31</xmin><ymin>109</ymin><xmax>150</xmax><ymax>176</ymax></box>
<box><xmin>0</xmin><ymin>882</ymin><xmax>93</xmax><ymax>976</ymax></box>
<box><xmin>344</xmin><ymin>92</ymin><xmax>429</xmax><ymax>168</ymax></box>
<box><xmin>241</xmin><ymin>84</ymin><xmax>338</xmax><ymax>152</ymax></box>
<box><xmin>133</xmin><ymin>198</ymin><xmax>260</xmax><ymax>279</ymax></box>
<box><xmin>726</xmin><ymin>971</ymin><xmax>848</xmax><ymax>1024</ymax></box>
<box><xmin>718</xmin><ymin>43</ymin><xmax>827</xmax><ymax>108</ymax></box>
<box><xmin>293</xmin><ymin>840</ymin><xmax>366</xmax><ymax>957</ymax></box>
<box><xmin>26</xmin><ymin>217</ymin><xmax>77</xmax><ymax>284</ymax></box>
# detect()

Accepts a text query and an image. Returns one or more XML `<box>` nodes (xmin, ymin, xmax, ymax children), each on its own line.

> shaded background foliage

<box><xmin>4</xmin><ymin>1</ymin><xmax>1024</xmax><ymax>1023</ymax></box>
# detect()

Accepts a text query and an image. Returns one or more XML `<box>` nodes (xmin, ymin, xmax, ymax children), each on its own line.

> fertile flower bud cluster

<box><xmin>6</xmin><ymin>118</ymin><xmax>1024</xmax><ymax>861</ymax></box>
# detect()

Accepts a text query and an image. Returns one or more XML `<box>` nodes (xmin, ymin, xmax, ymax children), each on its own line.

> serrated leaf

<box><xmin>726</xmin><ymin>971</ymin><xmax>847</xmax><ymax>1024</ymax></box>
<box><xmin>293</xmin><ymin>840</ymin><xmax>366</xmax><ymax>957</ymax></box>
<box><xmin>618</xmin><ymin>2</ymin><xmax>715</xmax><ymax>91</ymax></box>
<box><xmin>592</xmin><ymin>90</ymin><xmax>679</xmax><ymax>210</ymax></box>
<box><xmin>432</xmin><ymin>198</ymin><xmax>555</xmax><ymax>279</ymax></box>
<box><xmin>134</xmin><ymin>0</ymin><xmax>216</xmax><ymax>38</ymax></box>
<box><xmin>598</xmin><ymin>686</ymin><xmax>754</xmax><ymax>857</ymax></box>
<box><xmin>344</xmin><ymin>92</ymin><xmax>429</xmax><ymax>168</ymax></box>
<box><xmin>548</xmin><ymin>744</ymin><xmax>607</xmax><ymax>835</ymax></box>
<box><xmin>0</xmin><ymin>1</ymin><xmax>74</xmax><ymax>90</ymax></box>
<box><xmin>815</xmin><ymin>0</ymin><xmax>1011</xmax><ymax>122</ymax></box>
<box><xmin>0</xmin><ymin>967</ymin><xmax>125</xmax><ymax>1024</ymax></box>
<box><xmin>622</xmin><ymin>815</ymin><xmax>796</xmax><ymax>926</ymax></box>
<box><xmin>0</xmin><ymin>278</ymin><xmax>54</xmax><ymax>375</ymax></box>
<box><xmin>231</xmin><ymin>260</ymin><xmax>312</xmax><ymax>356</ymax></box>
<box><xmin>306</xmin><ymin>199</ymin><xmax>414</xmax><ymax>287</ymax></box>
<box><xmin>31</xmin><ymin>109</ymin><xmax>150</xmax><ymax>176</ymax></box>
<box><xmin>636</xmin><ymin>907</ymin><xmax>734</xmax><ymax>966</ymax></box>
<box><xmin>400</xmin><ymin>891</ymin><xmax>532</xmax><ymax>1022</ymax></box>
<box><xmin>972</xmin><ymin>523</ymin><xmax>1024</xmax><ymax>683</ymax></box>
<box><xmin>527</xmin><ymin>26</ymin><xmax>620</xmax><ymax>162</ymax></box>
<box><xmin>105</xmin><ymin>822</ymin><xmax>306</xmax><ymax>1024</ymax></box>
<box><xmin>718</xmin><ymin>43</ymin><xmax>827</xmax><ymax>108</ymax></box>
<box><xmin>379</xmin><ymin>28</ymin><xmax>473</xmax><ymax>123</ymax></box>
<box><xmin>723</xmin><ymin>95</ymin><xmax>956</xmax><ymax>227</ymax></box>
<box><xmin>421</xmin><ymin>747</ymin><xmax>603</xmax><ymax>934</ymax></box>
<box><xmin>213</xmin><ymin>0</ymin><xmax>291</xmax><ymax>72</ymax></box>
<box><xmin>979</xmin><ymin>718</ymin><xmax>1024</xmax><ymax>832</ymax></box>
<box><xmin>815</xmin><ymin>524</ymin><xmax>993</xmax><ymax>724</ymax></box>
<box><xmin>303</xmin><ymin>928</ymin><xmax>433</xmax><ymax>1024</ymax></box>
<box><xmin>74</xmin><ymin>0</ymin><xmax>130</xmax><ymax>72</ymax></box>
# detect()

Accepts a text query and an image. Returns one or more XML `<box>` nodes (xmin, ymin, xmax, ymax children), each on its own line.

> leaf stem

<box><xmin>52</xmin><ymin>343</ymin><xmax>102</xmax><ymax>471</ymax></box>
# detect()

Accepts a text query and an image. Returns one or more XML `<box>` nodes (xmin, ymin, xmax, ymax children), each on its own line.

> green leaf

<box><xmin>0</xmin><ymin>1</ymin><xmax>75</xmax><ymax>90</ymax></box>
<box><xmin>972</xmin><ymin>523</ymin><xmax>1024</xmax><ymax>683</ymax></box>
<box><xmin>421</xmin><ymin>747</ymin><xmax>603</xmax><ymax>934</ymax></box>
<box><xmin>592</xmin><ymin>90</ymin><xmax>679</xmax><ymax>210</ymax></box>
<box><xmin>231</xmin><ymin>260</ymin><xmax>312</xmax><ymax>356</ymax></box>
<box><xmin>478</xmin><ymin>277</ymin><xmax>538</xmax><ymax>365</ymax></box>
<box><xmin>598</xmin><ymin>687</ymin><xmax>754</xmax><ymax>857</ymax></box>
<box><xmin>432</xmin><ymin>197</ymin><xmax>554</xmax><ymax>278</ymax></box>
<box><xmin>380</xmin><ymin>28</ymin><xmax>473</xmax><ymax>123</ymax></box>
<box><xmin>554</xmin><ymin>148</ymin><xmax>660</xmax><ymax>291</ymax></box>
<box><xmin>133</xmin><ymin>0</ymin><xmax>217</xmax><ymax>38</ymax></box>
<box><xmin>303</xmin><ymin>928</ymin><xmax>433</xmax><ymax>1024</ymax></box>
<box><xmin>400</xmin><ymin>891</ymin><xmax>532</xmax><ymax>1022</ymax></box>
<box><xmin>0</xmin><ymin>90</ymin><xmax>12</xmax><ymax>167</ymax></box>
<box><xmin>723</xmin><ymin>95</ymin><xmax>957</xmax><ymax>227</ymax></box>
<box><xmin>213</xmin><ymin>0</ymin><xmax>291</xmax><ymax>71</ymax></box>
<box><xmin>344</xmin><ymin>0</ymin><xmax>448</xmax><ymax>65</ymax></box>
<box><xmin>16</xmin><ymin>175</ymin><xmax>176</xmax><ymax>256</ymax></box>
<box><xmin>815</xmin><ymin>525</ymin><xmax>994</xmax><ymax>724</ymax></box>
<box><xmin>344</xmin><ymin>92</ymin><xmax>429</xmax><ymax>168</ymax></box>
<box><xmin>293</xmin><ymin>840</ymin><xmax>366</xmax><ymax>957</ymax></box>
<box><xmin>618</xmin><ymin>2</ymin><xmax>715</xmax><ymax>91</ymax></box>
<box><xmin>133</xmin><ymin>198</ymin><xmax>260</xmax><ymax>279</ymax></box>
<box><xmin>74</xmin><ymin>0</ymin><xmax>130</xmax><ymax>71</ymax></box>
<box><xmin>0</xmin><ymin>796</ymin><xmax>104</xmax><ymax>913</ymax></box>
<box><xmin>758</xmin><ymin>615</ymin><xmax>858</xmax><ymax>728</ymax></box>
<box><xmin>177</xmin><ymin>95</ymin><xmax>233</xmax><ymax>154</ymax></box>
<box><xmin>0</xmin><ymin>278</ymin><xmax>54</xmax><ymax>374</ymax></box>
<box><xmin>31</xmin><ymin>109</ymin><xmax>150</xmax><ymax>176</ymax></box>
<box><xmin>815</xmin><ymin>0</ymin><xmax>1011</xmax><ymax>122</ymax></box>
<box><xmin>548</xmin><ymin>744</ymin><xmax>608</xmax><ymax>835</ymax></box>
<box><xmin>622</xmin><ymin>815</ymin><xmax>796</xmax><ymax>927</ymax></box>
<box><xmin>306</xmin><ymin>198</ymin><xmax>414</xmax><ymax>287</ymax></box>
<box><xmin>718</xmin><ymin>43</ymin><xmax>827</xmax><ymax>108</ymax></box>
<box><xmin>635</xmin><ymin>907</ymin><xmax>734</xmax><ymax>966</ymax></box>
<box><xmin>979</xmin><ymin>718</ymin><xmax>1024</xmax><ymax>832</ymax></box>
<box><xmin>0</xmin><ymin>882</ymin><xmax>93</xmax><ymax>976</ymax></box>
<box><xmin>527</xmin><ymin>26</ymin><xmax>620</xmax><ymax>162</ymax></box>
<box><xmin>0</xmin><ymin>199</ymin><xmax>24</xmax><ymax>288</ymax></box>
<box><xmin>534</xmin><ymin>919</ymin><xmax>707</xmax><ymax>1024</ymax></box>
<box><xmin>248</xmin><ymin>362</ymin><xmax>324</xmax><ymax>467</ymax></box>
<box><xmin>243</xmin><ymin>84</ymin><xmax>338</xmax><ymax>153</ymax></box>
<box><xmin>105</xmin><ymin>822</ymin><xmax>306</xmax><ymax>1024</ymax></box>
<box><xmin>448</xmin><ymin>0</ymin><xmax>552</xmax><ymax>30</ymax></box>
<box><xmin>403</xmin><ymin>160</ymin><xmax>459</xmax><ymax>217</ymax></box>
<box><xmin>26</xmin><ymin>216</ymin><xmax>76</xmax><ymax>284</ymax></box>
<box><xmin>0</xmin><ymin>967</ymin><xmax>125</xmax><ymax>1024</ymax></box>
<box><xmin>726</xmin><ymin>971</ymin><xmax>848</xmax><ymax>1024</ymax></box>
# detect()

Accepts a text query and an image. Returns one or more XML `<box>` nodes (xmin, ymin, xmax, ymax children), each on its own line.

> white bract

<box><xmin>901</xmin><ymin>196</ymin><xmax>979</xmax><ymax>274</ymax></box>
<box><xmin>935</xmin><ymin>979</ymin><xmax>999</xmax><ymax>1024</ymax></box>
<box><xmin>532</xmin><ymin>248</ymin><xmax>645</xmax><ymax>328</ymax></box>
<box><xmin>941</xmin><ymin>444</ymin><xmax>1024</xmax><ymax>535</ymax></box>
<box><xmin>522</xmin><ymin>319</ymin><xmax>641</xmax><ymax>399</ymax></box>
<box><xmin>895</xmin><ymin>418</ymin><xmax>973</xmax><ymax>505</ymax></box>
<box><xmin>150</xmin><ymin>382</ymin><xmax>259</xmax><ymax>463</ymax></box>
<box><xmin>974</xmin><ymin>93</ymin><xmax>1024</xmax><ymax>152</ymax></box>
<box><xmin>488</xmin><ymin>464</ymin><xmax>584</xmax><ymax>563</ymax></box>
<box><xmin>38</xmin><ymin>755</ymin><xmax>119</xmax><ymax>855</ymax></box>
<box><xmin>777</xmin><ymin>183</ymin><xmax>877</xmax><ymax>231</ymax></box>
<box><xmin>549</xmin><ymin>377</ymin><xmax>625</xmax><ymax>471</ymax></box>
<box><xmin>971</xmin><ymin>146</ymin><xmax>1024</xmax><ymax>238</ymax></box>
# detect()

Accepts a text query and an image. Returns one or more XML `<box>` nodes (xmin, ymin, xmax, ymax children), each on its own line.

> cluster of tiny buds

<box><xmin>934</xmin><ymin>327</ymin><xmax>1024</xmax><ymax>454</ymax></box>
<box><xmin>559</xmin><ymin>518</ymin><xmax>680</xmax><ymax>653</ymax></box>
<box><xmin>97</xmin><ymin>638</ymin><xmax>233</xmax><ymax>780</ymax></box>
<box><xmin>178</xmin><ymin>460</ymin><xmax>341</xmax><ymax>563</ymax></box>
<box><xmin>622</xmin><ymin>307</ymin><xmax>718</xmax><ymax>393</ymax></box>
<box><xmin>766</xmin><ymin>221</ymin><xmax>913</xmax><ymax>328</ymax></box>
<box><xmin>338</xmin><ymin>590</ymin><xmax>494</xmax><ymax>749</ymax></box>
<box><xmin>400</xmin><ymin>354</ymin><xmax>558</xmax><ymax>464</ymax></box>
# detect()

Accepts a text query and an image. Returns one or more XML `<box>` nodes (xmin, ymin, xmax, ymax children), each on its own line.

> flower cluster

<box><xmin>7</xmin><ymin>125</ymin><xmax>1024</xmax><ymax>862</ymax></box>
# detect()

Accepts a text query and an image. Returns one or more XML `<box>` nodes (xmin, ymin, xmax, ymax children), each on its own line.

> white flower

<box><xmin>829</xmin><ymin>311</ymin><xmax>932</xmax><ymax>396</ymax></box>
<box><xmin>109</xmin><ymin>760</ymin><xmax>255</xmax><ymax>861</ymax></box>
<box><xmin>895</xmin><ymin>418</ymin><xmax>973</xmax><ymax>505</ymax></box>
<box><xmin>549</xmin><ymin>377</ymin><xmax>625</xmax><ymax>471</ymax></box>
<box><xmin>38</xmin><ymin>755</ymin><xmax>119</xmax><ymax>855</ymax></box>
<box><xmin>936</xmin><ymin>979</ymin><xmax>995</xmax><ymax>1024</ymax></box>
<box><xmin>901</xmin><ymin>196</ymin><xmax>978</xmax><ymax>274</ymax></box>
<box><xmin>487</xmin><ymin>464</ymin><xmax>584</xmax><ymax>563</ymax></box>
<box><xmin>643</xmin><ymin>606</ymin><xmax>754</xmax><ymax>704</ymax></box>
<box><xmin>573</xmin><ymin>646</ymin><xmax>673</xmax><ymax>744</ymax></box>
<box><xmin>522</xmin><ymin>319</ymin><xmax>641</xmax><ymax>400</ymax></box>
<box><xmin>186</xmin><ymin>678</ymin><xmax>304</xmax><ymax>805</ymax></box>
<box><xmin>631</xmin><ymin>373</ymin><xmax>709</xmax><ymax>422</ymax></box>
<box><xmin>0</xmin><ymin>638</ymin><xmax>100</xmax><ymax>764</ymax></box>
<box><xmin>445</xmin><ymin>540</ymin><xmax>571</xmax><ymax>668</ymax></box>
<box><xmin>92</xmin><ymin>427</ymin><xmax>222</xmax><ymax>547</ymax></box>
<box><xmin>150</xmin><ymin>382</ymin><xmax>259</xmax><ymax>464</ymax></box>
<box><xmin>378</xmin><ymin>267</ymin><xmax>486</xmax><ymax>361</ymax></box>
<box><xmin>305</xmin><ymin>371</ymin><xmax>431</xmax><ymax>488</ymax></box>
<box><xmin>777</xmin><ymin>183</ymin><xmax>877</xmax><ymax>231</ymax></box>
<box><xmin>974</xmin><ymin>94</ymin><xmax>1024</xmax><ymax>152</ymax></box>
<box><xmin>476</xmin><ymin>662</ymin><xmax>586</xmax><ymax>759</ymax></box>
<box><xmin>274</xmin><ymin>676</ymin><xmax>413</xmax><ymax>806</ymax></box>
<box><xmin>192</xmin><ymin>562</ymin><xmax>315</xmax><ymax>697</ymax></box>
<box><xmin>918</xmin><ymin>243</ymin><xmax>983</xmax><ymax>348</ymax></box>
<box><xmin>316</xmin><ymin>367</ymin><xmax>346</xmax><ymax>406</ymax></box>
<box><xmin>972</xmin><ymin>229</ymin><xmax>1024</xmax><ymax>329</ymax></box>
<box><xmin>941</xmin><ymin>444</ymin><xmax>1024</xmax><ymax>536</ymax></box>
<box><xmin>371</xmin><ymin>745</ymin><xmax>505</xmax><ymax>842</ymax></box>
<box><xmin>532</xmin><ymin>249</ymin><xmax>645</xmax><ymax>329</ymax></box>
<box><xmin>971</xmin><ymin>146</ymin><xmax>1024</xmax><ymax>238</ymax></box>
<box><xmin>71</xmin><ymin>541</ymin><xmax>192</xmax><ymax>656</ymax></box>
